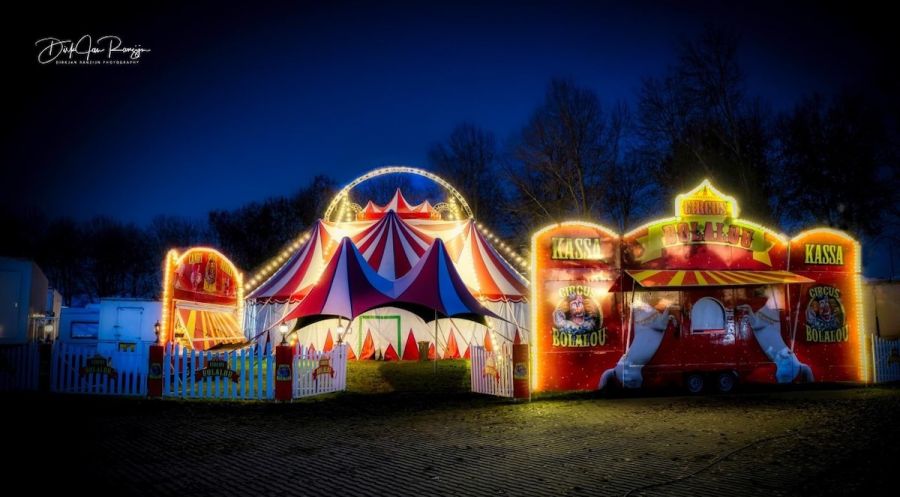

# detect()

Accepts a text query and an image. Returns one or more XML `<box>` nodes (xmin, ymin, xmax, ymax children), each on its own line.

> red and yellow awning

<box><xmin>626</xmin><ymin>269</ymin><xmax>814</xmax><ymax>288</ymax></box>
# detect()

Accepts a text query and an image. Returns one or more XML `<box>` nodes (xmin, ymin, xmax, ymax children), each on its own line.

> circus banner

<box><xmin>622</xmin><ymin>180</ymin><xmax>789</xmax><ymax>270</ymax></box>
<box><xmin>172</xmin><ymin>248</ymin><xmax>239</xmax><ymax>305</ymax></box>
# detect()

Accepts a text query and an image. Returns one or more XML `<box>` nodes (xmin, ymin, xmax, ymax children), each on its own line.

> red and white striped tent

<box><xmin>352</xmin><ymin>211</ymin><xmax>433</xmax><ymax>279</ymax></box>
<box><xmin>244</xmin><ymin>221</ymin><xmax>335</xmax><ymax>340</ymax></box>
<box><xmin>392</xmin><ymin>239</ymin><xmax>502</xmax><ymax>324</ymax></box>
<box><xmin>279</xmin><ymin>237</ymin><xmax>396</xmax><ymax>327</ymax></box>
<box><xmin>358</xmin><ymin>189</ymin><xmax>439</xmax><ymax>220</ymax></box>
<box><xmin>247</xmin><ymin>220</ymin><xmax>334</xmax><ymax>303</ymax></box>
<box><xmin>244</xmin><ymin>190</ymin><xmax>530</xmax><ymax>357</ymax></box>
<box><xmin>452</xmin><ymin>220</ymin><xmax>528</xmax><ymax>302</ymax></box>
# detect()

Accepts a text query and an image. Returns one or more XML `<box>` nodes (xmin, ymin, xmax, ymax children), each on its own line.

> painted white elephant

<box><xmin>599</xmin><ymin>300</ymin><xmax>674</xmax><ymax>389</ymax></box>
<box><xmin>738</xmin><ymin>291</ymin><xmax>814</xmax><ymax>383</ymax></box>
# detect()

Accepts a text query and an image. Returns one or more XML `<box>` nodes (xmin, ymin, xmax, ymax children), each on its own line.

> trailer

<box><xmin>58</xmin><ymin>299</ymin><xmax>161</xmax><ymax>356</ymax></box>
<box><xmin>0</xmin><ymin>257</ymin><xmax>51</xmax><ymax>345</ymax></box>
<box><xmin>531</xmin><ymin>180</ymin><xmax>869</xmax><ymax>394</ymax></box>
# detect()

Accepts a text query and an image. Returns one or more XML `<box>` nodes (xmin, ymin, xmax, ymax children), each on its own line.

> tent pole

<box><xmin>627</xmin><ymin>282</ymin><xmax>636</xmax><ymax>354</ymax></box>
<box><xmin>790</xmin><ymin>284</ymin><xmax>804</xmax><ymax>351</ymax></box>
<box><xmin>434</xmin><ymin>310</ymin><xmax>437</xmax><ymax>375</ymax></box>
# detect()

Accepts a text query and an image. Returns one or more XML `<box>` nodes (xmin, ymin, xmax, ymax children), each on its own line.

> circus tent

<box><xmin>243</xmin><ymin>221</ymin><xmax>335</xmax><ymax>340</ymax></box>
<box><xmin>392</xmin><ymin>239</ymin><xmax>503</xmax><ymax>324</ymax></box>
<box><xmin>452</xmin><ymin>220</ymin><xmax>528</xmax><ymax>302</ymax></box>
<box><xmin>357</xmin><ymin>188</ymin><xmax>439</xmax><ymax>220</ymax></box>
<box><xmin>248</xmin><ymin>220</ymin><xmax>334</xmax><ymax>303</ymax></box>
<box><xmin>351</xmin><ymin>211</ymin><xmax>433</xmax><ymax>279</ymax></box>
<box><xmin>279</xmin><ymin>237</ymin><xmax>396</xmax><ymax>327</ymax></box>
<box><xmin>243</xmin><ymin>190</ymin><xmax>530</xmax><ymax>357</ymax></box>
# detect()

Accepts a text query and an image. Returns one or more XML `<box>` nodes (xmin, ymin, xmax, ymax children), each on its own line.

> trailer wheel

<box><xmin>685</xmin><ymin>373</ymin><xmax>705</xmax><ymax>394</ymax></box>
<box><xmin>716</xmin><ymin>372</ymin><xmax>736</xmax><ymax>394</ymax></box>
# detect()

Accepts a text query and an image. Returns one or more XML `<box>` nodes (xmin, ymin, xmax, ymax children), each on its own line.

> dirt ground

<box><xmin>4</xmin><ymin>386</ymin><xmax>899</xmax><ymax>496</ymax></box>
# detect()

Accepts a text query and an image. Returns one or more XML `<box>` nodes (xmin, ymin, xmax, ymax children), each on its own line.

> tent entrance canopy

<box><xmin>626</xmin><ymin>269</ymin><xmax>814</xmax><ymax>288</ymax></box>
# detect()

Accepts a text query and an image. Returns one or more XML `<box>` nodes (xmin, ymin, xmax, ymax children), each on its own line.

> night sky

<box><xmin>5</xmin><ymin>2</ymin><xmax>896</xmax><ymax>231</ymax></box>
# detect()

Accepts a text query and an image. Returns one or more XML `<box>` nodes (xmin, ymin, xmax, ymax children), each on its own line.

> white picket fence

<box><xmin>470</xmin><ymin>344</ymin><xmax>513</xmax><ymax>398</ymax></box>
<box><xmin>162</xmin><ymin>343</ymin><xmax>274</xmax><ymax>400</ymax></box>
<box><xmin>293</xmin><ymin>344</ymin><xmax>348</xmax><ymax>399</ymax></box>
<box><xmin>0</xmin><ymin>342</ymin><xmax>40</xmax><ymax>391</ymax></box>
<box><xmin>51</xmin><ymin>342</ymin><xmax>148</xmax><ymax>396</ymax></box>
<box><xmin>873</xmin><ymin>336</ymin><xmax>900</xmax><ymax>383</ymax></box>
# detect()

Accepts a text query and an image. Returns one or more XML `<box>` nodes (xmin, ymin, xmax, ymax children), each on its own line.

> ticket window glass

<box><xmin>633</xmin><ymin>291</ymin><xmax>682</xmax><ymax>325</ymax></box>
<box><xmin>71</xmin><ymin>321</ymin><xmax>99</xmax><ymax>340</ymax></box>
<box><xmin>684</xmin><ymin>289</ymin><xmax>741</xmax><ymax>354</ymax></box>
<box><xmin>691</xmin><ymin>297</ymin><xmax>726</xmax><ymax>334</ymax></box>
<box><xmin>631</xmin><ymin>290</ymin><xmax>681</xmax><ymax>335</ymax></box>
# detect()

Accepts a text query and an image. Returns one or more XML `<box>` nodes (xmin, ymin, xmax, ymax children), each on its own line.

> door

<box><xmin>114</xmin><ymin>306</ymin><xmax>145</xmax><ymax>344</ymax></box>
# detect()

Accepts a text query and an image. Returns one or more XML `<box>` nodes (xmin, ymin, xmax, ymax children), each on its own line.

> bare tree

<box><xmin>36</xmin><ymin>217</ymin><xmax>88</xmax><ymax>305</ymax></box>
<box><xmin>428</xmin><ymin>123</ymin><xmax>504</xmax><ymax>225</ymax></box>
<box><xmin>506</xmin><ymin>79</ymin><xmax>623</xmax><ymax>230</ymax></box>
<box><xmin>775</xmin><ymin>92</ymin><xmax>897</xmax><ymax>239</ymax></box>
<box><xmin>638</xmin><ymin>26</ymin><xmax>775</xmax><ymax>222</ymax></box>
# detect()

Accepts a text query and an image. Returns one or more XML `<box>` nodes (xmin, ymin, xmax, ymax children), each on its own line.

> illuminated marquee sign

<box><xmin>675</xmin><ymin>180</ymin><xmax>739</xmax><ymax>218</ymax></box>
<box><xmin>630</xmin><ymin>180</ymin><xmax>780</xmax><ymax>266</ymax></box>
<box><xmin>804</xmin><ymin>244</ymin><xmax>844</xmax><ymax>265</ymax></box>
<box><xmin>160</xmin><ymin>247</ymin><xmax>244</xmax><ymax>346</ymax></box>
<box><xmin>551</xmin><ymin>237</ymin><xmax>605</xmax><ymax>260</ymax></box>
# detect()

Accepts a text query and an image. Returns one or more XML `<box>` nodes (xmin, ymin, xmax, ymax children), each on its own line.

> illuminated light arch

<box><xmin>322</xmin><ymin>165</ymin><xmax>474</xmax><ymax>222</ymax></box>
<box><xmin>529</xmin><ymin>220</ymin><xmax>621</xmax><ymax>391</ymax></box>
<box><xmin>160</xmin><ymin>247</ymin><xmax>244</xmax><ymax>346</ymax></box>
<box><xmin>789</xmin><ymin>227</ymin><xmax>867</xmax><ymax>382</ymax></box>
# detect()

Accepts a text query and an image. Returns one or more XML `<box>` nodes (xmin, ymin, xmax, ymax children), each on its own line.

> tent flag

<box><xmin>323</xmin><ymin>329</ymin><xmax>334</xmax><ymax>352</ymax></box>
<box><xmin>443</xmin><ymin>330</ymin><xmax>460</xmax><ymax>359</ymax></box>
<box><xmin>514</xmin><ymin>329</ymin><xmax>522</xmax><ymax>345</ymax></box>
<box><xmin>402</xmin><ymin>330</ymin><xmax>419</xmax><ymax>361</ymax></box>
<box><xmin>359</xmin><ymin>329</ymin><xmax>375</xmax><ymax>360</ymax></box>
<box><xmin>484</xmin><ymin>330</ymin><xmax>493</xmax><ymax>353</ymax></box>
<box><xmin>463</xmin><ymin>344</ymin><xmax>471</xmax><ymax>359</ymax></box>
<box><xmin>384</xmin><ymin>343</ymin><xmax>399</xmax><ymax>361</ymax></box>
<box><xmin>346</xmin><ymin>344</ymin><xmax>357</xmax><ymax>361</ymax></box>
<box><xmin>308</xmin><ymin>343</ymin><xmax>316</xmax><ymax>354</ymax></box>
<box><xmin>428</xmin><ymin>343</ymin><xmax>436</xmax><ymax>360</ymax></box>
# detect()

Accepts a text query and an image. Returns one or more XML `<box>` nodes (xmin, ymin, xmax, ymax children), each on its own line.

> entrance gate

<box><xmin>470</xmin><ymin>343</ymin><xmax>513</xmax><ymax>398</ymax></box>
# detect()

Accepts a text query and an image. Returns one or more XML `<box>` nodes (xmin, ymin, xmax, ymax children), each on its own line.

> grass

<box><xmin>346</xmin><ymin>359</ymin><xmax>471</xmax><ymax>395</ymax></box>
<box><xmin>167</xmin><ymin>357</ymin><xmax>474</xmax><ymax>398</ymax></box>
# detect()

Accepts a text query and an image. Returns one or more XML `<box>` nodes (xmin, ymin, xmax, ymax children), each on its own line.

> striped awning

<box><xmin>626</xmin><ymin>269</ymin><xmax>814</xmax><ymax>288</ymax></box>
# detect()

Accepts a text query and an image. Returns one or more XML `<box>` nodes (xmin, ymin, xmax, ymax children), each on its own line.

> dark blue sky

<box><xmin>6</xmin><ymin>1</ymin><xmax>894</xmax><ymax>229</ymax></box>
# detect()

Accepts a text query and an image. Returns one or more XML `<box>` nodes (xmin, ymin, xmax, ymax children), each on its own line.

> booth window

<box><xmin>691</xmin><ymin>297</ymin><xmax>726</xmax><ymax>334</ymax></box>
<box><xmin>70</xmin><ymin>321</ymin><xmax>98</xmax><ymax>340</ymax></box>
